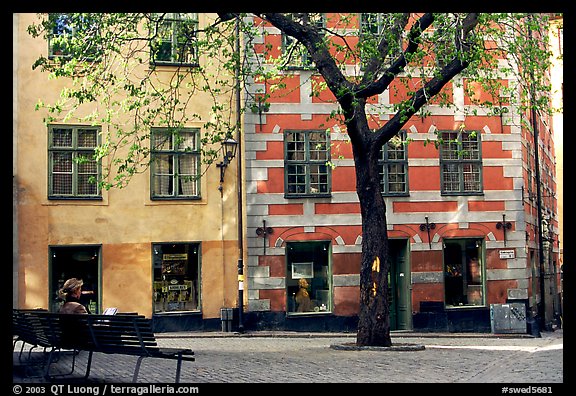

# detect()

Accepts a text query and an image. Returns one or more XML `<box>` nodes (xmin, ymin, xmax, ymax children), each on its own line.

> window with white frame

<box><xmin>379</xmin><ymin>131</ymin><xmax>409</xmax><ymax>195</ymax></box>
<box><xmin>284</xmin><ymin>130</ymin><xmax>331</xmax><ymax>197</ymax></box>
<box><xmin>48</xmin><ymin>125</ymin><xmax>101</xmax><ymax>199</ymax></box>
<box><xmin>150</xmin><ymin>128</ymin><xmax>201</xmax><ymax>199</ymax></box>
<box><xmin>150</xmin><ymin>13</ymin><xmax>199</xmax><ymax>65</ymax></box>
<box><xmin>439</xmin><ymin>130</ymin><xmax>483</xmax><ymax>194</ymax></box>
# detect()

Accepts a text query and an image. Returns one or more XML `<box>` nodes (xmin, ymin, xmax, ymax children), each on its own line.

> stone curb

<box><xmin>155</xmin><ymin>330</ymin><xmax>537</xmax><ymax>339</ymax></box>
<box><xmin>330</xmin><ymin>342</ymin><xmax>426</xmax><ymax>351</ymax></box>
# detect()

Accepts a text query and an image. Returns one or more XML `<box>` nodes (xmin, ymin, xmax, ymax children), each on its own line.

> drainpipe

<box><xmin>528</xmin><ymin>16</ymin><xmax>547</xmax><ymax>332</ymax></box>
<box><xmin>235</xmin><ymin>15</ymin><xmax>245</xmax><ymax>333</ymax></box>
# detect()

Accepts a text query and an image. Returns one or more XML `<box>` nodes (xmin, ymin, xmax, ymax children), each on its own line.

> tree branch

<box><xmin>355</xmin><ymin>13</ymin><xmax>435</xmax><ymax>98</ymax></box>
<box><xmin>258</xmin><ymin>13</ymin><xmax>355</xmax><ymax>106</ymax></box>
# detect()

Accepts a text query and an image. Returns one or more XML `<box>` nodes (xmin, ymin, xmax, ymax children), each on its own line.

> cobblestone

<box><xmin>12</xmin><ymin>329</ymin><xmax>563</xmax><ymax>384</ymax></box>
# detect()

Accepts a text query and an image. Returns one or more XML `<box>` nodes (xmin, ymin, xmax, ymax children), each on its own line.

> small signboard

<box><xmin>499</xmin><ymin>249</ymin><xmax>515</xmax><ymax>259</ymax></box>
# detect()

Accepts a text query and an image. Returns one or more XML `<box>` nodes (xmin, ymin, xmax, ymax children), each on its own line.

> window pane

<box><xmin>176</xmin><ymin>131</ymin><xmax>197</xmax><ymax>152</ymax></box>
<box><xmin>155</xmin><ymin>20</ymin><xmax>175</xmax><ymax>61</ymax></box>
<box><xmin>52</xmin><ymin>152</ymin><xmax>73</xmax><ymax>172</ymax></box>
<box><xmin>178</xmin><ymin>176</ymin><xmax>197</xmax><ymax>196</ymax></box>
<box><xmin>76</xmin><ymin>155</ymin><xmax>98</xmax><ymax>196</ymax></box>
<box><xmin>282</xmin><ymin>33</ymin><xmax>313</xmax><ymax>67</ymax></box>
<box><xmin>152</xmin><ymin>14</ymin><xmax>198</xmax><ymax>64</ymax></box>
<box><xmin>155</xmin><ymin>41</ymin><xmax>173</xmax><ymax>62</ymax></box>
<box><xmin>77</xmin><ymin>156</ymin><xmax>97</xmax><ymax>173</ymax></box>
<box><xmin>153</xmin><ymin>175</ymin><xmax>173</xmax><ymax>196</ymax></box>
<box><xmin>52</xmin><ymin>174</ymin><xmax>72</xmax><ymax>195</ymax></box>
<box><xmin>153</xmin><ymin>154</ymin><xmax>174</xmax><ymax>196</ymax></box>
<box><xmin>174</xmin><ymin>23</ymin><xmax>197</xmax><ymax>64</ymax></box>
<box><xmin>441</xmin><ymin>131</ymin><xmax>459</xmax><ymax>160</ymax></box>
<box><xmin>461</xmin><ymin>132</ymin><xmax>480</xmax><ymax>160</ymax></box>
<box><xmin>152</xmin><ymin>131</ymin><xmax>172</xmax><ymax>151</ymax></box>
<box><xmin>177</xmin><ymin>155</ymin><xmax>199</xmax><ymax>196</ymax></box>
<box><xmin>78</xmin><ymin>129</ymin><xmax>98</xmax><ymax>148</ymax></box>
<box><xmin>379</xmin><ymin>164</ymin><xmax>386</xmax><ymax>192</ymax></box>
<box><xmin>388</xmin><ymin>163</ymin><xmax>406</xmax><ymax>192</ymax></box>
<box><xmin>387</xmin><ymin>136</ymin><xmax>405</xmax><ymax>160</ymax></box>
<box><xmin>78</xmin><ymin>175</ymin><xmax>97</xmax><ymax>195</ymax></box>
<box><xmin>442</xmin><ymin>163</ymin><xmax>461</xmax><ymax>192</ymax></box>
<box><xmin>287</xmin><ymin>164</ymin><xmax>307</xmax><ymax>194</ymax></box>
<box><xmin>155</xmin><ymin>154</ymin><xmax>173</xmax><ymax>174</ymax></box>
<box><xmin>361</xmin><ymin>13</ymin><xmax>381</xmax><ymax>35</ymax></box>
<box><xmin>178</xmin><ymin>155</ymin><xmax>196</xmax><ymax>175</ymax></box>
<box><xmin>286</xmin><ymin>132</ymin><xmax>306</xmax><ymax>160</ymax></box>
<box><xmin>52</xmin><ymin>128</ymin><xmax>73</xmax><ymax>147</ymax></box>
<box><xmin>462</xmin><ymin>163</ymin><xmax>481</xmax><ymax>191</ymax></box>
<box><xmin>310</xmin><ymin>164</ymin><xmax>329</xmax><ymax>193</ymax></box>
<box><xmin>49</xmin><ymin>14</ymin><xmax>72</xmax><ymax>56</ymax></box>
<box><xmin>309</xmin><ymin>132</ymin><xmax>328</xmax><ymax>161</ymax></box>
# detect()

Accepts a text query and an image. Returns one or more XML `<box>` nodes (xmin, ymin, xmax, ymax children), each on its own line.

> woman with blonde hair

<box><xmin>57</xmin><ymin>278</ymin><xmax>89</xmax><ymax>314</ymax></box>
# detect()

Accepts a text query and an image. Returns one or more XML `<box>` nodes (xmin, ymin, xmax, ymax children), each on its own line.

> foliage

<box><xmin>27</xmin><ymin>12</ymin><xmax>558</xmax><ymax>189</ymax></box>
<box><xmin>28</xmin><ymin>13</ymin><xmax>242</xmax><ymax>189</ymax></box>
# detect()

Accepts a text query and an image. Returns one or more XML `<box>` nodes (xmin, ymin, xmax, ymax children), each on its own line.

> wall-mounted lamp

<box><xmin>496</xmin><ymin>213</ymin><xmax>512</xmax><ymax>246</ymax></box>
<box><xmin>256</xmin><ymin>219</ymin><xmax>274</xmax><ymax>256</ymax></box>
<box><xmin>419</xmin><ymin>216</ymin><xmax>436</xmax><ymax>249</ymax></box>
<box><xmin>216</xmin><ymin>137</ymin><xmax>238</xmax><ymax>185</ymax></box>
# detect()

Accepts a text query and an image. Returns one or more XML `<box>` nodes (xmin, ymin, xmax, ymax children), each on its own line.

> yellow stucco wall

<box><xmin>14</xmin><ymin>13</ymin><xmax>244</xmax><ymax>319</ymax></box>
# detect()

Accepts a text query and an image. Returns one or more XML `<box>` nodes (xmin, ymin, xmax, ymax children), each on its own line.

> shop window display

<box><xmin>153</xmin><ymin>242</ymin><xmax>200</xmax><ymax>313</ymax></box>
<box><xmin>444</xmin><ymin>238</ymin><xmax>484</xmax><ymax>308</ymax></box>
<box><xmin>286</xmin><ymin>241</ymin><xmax>331</xmax><ymax>314</ymax></box>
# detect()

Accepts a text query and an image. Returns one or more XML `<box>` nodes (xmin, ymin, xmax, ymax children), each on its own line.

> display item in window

<box><xmin>295</xmin><ymin>278</ymin><xmax>314</xmax><ymax>312</ymax></box>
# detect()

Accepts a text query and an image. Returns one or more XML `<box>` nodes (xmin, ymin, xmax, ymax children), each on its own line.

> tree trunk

<box><xmin>354</xmin><ymin>147</ymin><xmax>392</xmax><ymax>347</ymax></box>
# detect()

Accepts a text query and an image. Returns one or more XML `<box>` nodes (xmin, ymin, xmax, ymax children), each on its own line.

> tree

<box><xmin>27</xmin><ymin>12</ymin><xmax>559</xmax><ymax>346</ymax></box>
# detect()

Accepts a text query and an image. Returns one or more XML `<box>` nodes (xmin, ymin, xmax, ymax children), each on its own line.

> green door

<box><xmin>388</xmin><ymin>264</ymin><xmax>397</xmax><ymax>330</ymax></box>
<box><xmin>388</xmin><ymin>239</ymin><xmax>411</xmax><ymax>330</ymax></box>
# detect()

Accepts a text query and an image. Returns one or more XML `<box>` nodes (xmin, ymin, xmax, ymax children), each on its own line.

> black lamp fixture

<box><xmin>216</xmin><ymin>137</ymin><xmax>238</xmax><ymax>184</ymax></box>
<box><xmin>419</xmin><ymin>215</ymin><xmax>436</xmax><ymax>249</ymax></box>
<box><xmin>496</xmin><ymin>213</ymin><xmax>512</xmax><ymax>247</ymax></box>
<box><xmin>256</xmin><ymin>219</ymin><xmax>274</xmax><ymax>256</ymax></box>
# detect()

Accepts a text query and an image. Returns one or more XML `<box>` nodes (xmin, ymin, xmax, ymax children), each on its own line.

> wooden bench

<box><xmin>12</xmin><ymin>308</ymin><xmax>57</xmax><ymax>375</ymax></box>
<box><xmin>12</xmin><ymin>309</ymin><xmax>195</xmax><ymax>382</ymax></box>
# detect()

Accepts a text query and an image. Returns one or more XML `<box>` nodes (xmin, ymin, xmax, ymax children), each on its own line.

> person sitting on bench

<box><xmin>58</xmin><ymin>278</ymin><xmax>89</xmax><ymax>314</ymax></box>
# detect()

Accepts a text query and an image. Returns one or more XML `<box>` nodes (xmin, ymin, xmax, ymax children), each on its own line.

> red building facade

<box><xmin>241</xmin><ymin>14</ymin><xmax>560</xmax><ymax>332</ymax></box>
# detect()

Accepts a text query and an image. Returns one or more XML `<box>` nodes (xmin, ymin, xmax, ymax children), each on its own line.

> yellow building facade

<box><xmin>13</xmin><ymin>13</ymin><xmax>243</xmax><ymax>331</ymax></box>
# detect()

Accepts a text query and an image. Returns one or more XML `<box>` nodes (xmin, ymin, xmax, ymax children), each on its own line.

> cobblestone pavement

<box><xmin>12</xmin><ymin>329</ymin><xmax>563</xmax><ymax>385</ymax></box>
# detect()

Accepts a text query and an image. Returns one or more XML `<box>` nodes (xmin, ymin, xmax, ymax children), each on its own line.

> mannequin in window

<box><xmin>295</xmin><ymin>278</ymin><xmax>314</xmax><ymax>312</ymax></box>
<box><xmin>466</xmin><ymin>257</ymin><xmax>483</xmax><ymax>305</ymax></box>
<box><xmin>468</xmin><ymin>258</ymin><xmax>481</xmax><ymax>284</ymax></box>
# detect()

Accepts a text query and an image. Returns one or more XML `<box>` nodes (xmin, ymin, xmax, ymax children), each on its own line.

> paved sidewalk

<box><xmin>12</xmin><ymin>329</ymin><xmax>563</xmax><ymax>384</ymax></box>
